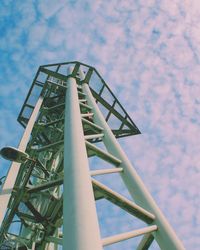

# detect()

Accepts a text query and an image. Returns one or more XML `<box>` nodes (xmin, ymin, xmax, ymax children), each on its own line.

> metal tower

<box><xmin>0</xmin><ymin>61</ymin><xmax>185</xmax><ymax>249</ymax></box>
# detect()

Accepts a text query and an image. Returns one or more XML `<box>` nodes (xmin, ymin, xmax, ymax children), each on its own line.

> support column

<box><xmin>63</xmin><ymin>73</ymin><xmax>102</xmax><ymax>250</ymax></box>
<box><xmin>0</xmin><ymin>96</ymin><xmax>43</xmax><ymax>226</ymax></box>
<box><xmin>82</xmin><ymin>83</ymin><xmax>185</xmax><ymax>250</ymax></box>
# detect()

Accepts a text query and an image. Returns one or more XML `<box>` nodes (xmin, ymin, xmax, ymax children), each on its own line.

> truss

<box><xmin>0</xmin><ymin>62</ymin><xmax>184</xmax><ymax>249</ymax></box>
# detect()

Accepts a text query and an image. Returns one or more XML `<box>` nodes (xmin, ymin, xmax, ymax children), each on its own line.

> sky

<box><xmin>0</xmin><ymin>0</ymin><xmax>200</xmax><ymax>249</ymax></box>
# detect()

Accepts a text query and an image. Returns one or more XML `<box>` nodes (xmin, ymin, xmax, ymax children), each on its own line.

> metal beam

<box><xmin>85</xmin><ymin>141</ymin><xmax>121</xmax><ymax>166</ymax></box>
<box><xmin>36</xmin><ymin>140</ymin><xmax>63</xmax><ymax>152</ymax></box>
<box><xmin>137</xmin><ymin>233</ymin><xmax>154</xmax><ymax>250</ymax></box>
<box><xmin>92</xmin><ymin>179</ymin><xmax>155</xmax><ymax>224</ymax></box>
<box><xmin>63</xmin><ymin>70</ymin><xmax>103</xmax><ymax>250</ymax></box>
<box><xmin>81</xmin><ymin>113</ymin><xmax>94</xmax><ymax>118</ymax></box>
<box><xmin>27</xmin><ymin>178</ymin><xmax>63</xmax><ymax>193</ymax></box>
<box><xmin>80</xmin><ymin>102</ymin><xmax>92</xmax><ymax>111</ymax></box>
<box><xmin>102</xmin><ymin>225</ymin><xmax>157</xmax><ymax>246</ymax></box>
<box><xmin>84</xmin><ymin>133</ymin><xmax>104</xmax><ymax>140</ymax></box>
<box><xmin>90</xmin><ymin>168</ymin><xmax>123</xmax><ymax>176</ymax></box>
<box><xmin>82</xmin><ymin>117</ymin><xmax>103</xmax><ymax>131</ymax></box>
<box><xmin>82</xmin><ymin>82</ymin><xmax>185</xmax><ymax>250</ymax></box>
<box><xmin>90</xmin><ymin>89</ymin><xmax>134</xmax><ymax>130</ymax></box>
<box><xmin>0</xmin><ymin>96</ymin><xmax>44</xmax><ymax>226</ymax></box>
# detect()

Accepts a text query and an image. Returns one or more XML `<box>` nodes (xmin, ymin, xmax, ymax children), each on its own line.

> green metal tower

<box><xmin>0</xmin><ymin>62</ymin><xmax>185</xmax><ymax>249</ymax></box>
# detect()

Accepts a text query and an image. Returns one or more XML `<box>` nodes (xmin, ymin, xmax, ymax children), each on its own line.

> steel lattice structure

<box><xmin>0</xmin><ymin>61</ymin><xmax>185</xmax><ymax>249</ymax></box>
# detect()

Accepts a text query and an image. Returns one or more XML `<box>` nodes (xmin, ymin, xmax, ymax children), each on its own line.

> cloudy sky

<box><xmin>0</xmin><ymin>0</ymin><xmax>200</xmax><ymax>249</ymax></box>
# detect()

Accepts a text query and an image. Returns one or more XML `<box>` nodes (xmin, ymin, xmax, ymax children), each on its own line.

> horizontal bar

<box><xmin>84</xmin><ymin>133</ymin><xmax>104</xmax><ymax>140</ymax></box>
<box><xmin>40</xmin><ymin>67</ymin><xmax>66</xmax><ymax>80</ymax></box>
<box><xmin>47</xmin><ymin>78</ymin><xmax>66</xmax><ymax>85</ymax></box>
<box><xmin>35</xmin><ymin>81</ymin><xmax>43</xmax><ymax>87</ymax></box>
<box><xmin>136</xmin><ymin>233</ymin><xmax>154</xmax><ymax>250</ymax></box>
<box><xmin>5</xmin><ymin>233</ymin><xmax>30</xmax><ymax>245</ymax></box>
<box><xmin>86</xmin><ymin>141</ymin><xmax>121</xmax><ymax>166</ymax></box>
<box><xmin>27</xmin><ymin>177</ymin><xmax>63</xmax><ymax>193</ymax></box>
<box><xmin>43</xmin><ymin>102</ymin><xmax>65</xmax><ymax>111</ymax></box>
<box><xmin>36</xmin><ymin>140</ymin><xmax>63</xmax><ymax>152</ymax></box>
<box><xmin>81</xmin><ymin>113</ymin><xmax>94</xmax><ymax>118</ymax></box>
<box><xmin>16</xmin><ymin>212</ymin><xmax>36</xmax><ymax>222</ymax></box>
<box><xmin>80</xmin><ymin>102</ymin><xmax>92</xmax><ymax>110</ymax></box>
<box><xmin>27</xmin><ymin>168</ymin><xmax>123</xmax><ymax>193</ymax></box>
<box><xmin>78</xmin><ymin>91</ymin><xmax>86</xmax><ymax>97</ymax></box>
<box><xmin>82</xmin><ymin>117</ymin><xmax>103</xmax><ymax>131</ymax></box>
<box><xmin>47</xmin><ymin>80</ymin><xmax>67</xmax><ymax>89</ymax></box>
<box><xmin>102</xmin><ymin>225</ymin><xmax>157</xmax><ymax>246</ymax></box>
<box><xmin>79</xmin><ymin>99</ymin><xmax>87</xmax><ymax>103</ymax></box>
<box><xmin>25</xmin><ymin>104</ymin><xmax>34</xmax><ymax>109</ymax></box>
<box><xmin>38</xmin><ymin>118</ymin><xmax>64</xmax><ymax>127</ymax></box>
<box><xmin>90</xmin><ymin>168</ymin><xmax>123</xmax><ymax>176</ymax></box>
<box><xmin>77</xmin><ymin>85</ymin><xmax>82</xmax><ymax>90</ymax></box>
<box><xmin>92</xmin><ymin>179</ymin><xmax>155</xmax><ymax>224</ymax></box>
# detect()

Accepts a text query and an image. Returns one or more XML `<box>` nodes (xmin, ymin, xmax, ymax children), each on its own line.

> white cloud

<box><xmin>0</xmin><ymin>0</ymin><xmax>200</xmax><ymax>249</ymax></box>
<box><xmin>27</xmin><ymin>22</ymin><xmax>47</xmax><ymax>50</ymax></box>
<box><xmin>37</xmin><ymin>0</ymin><xmax>66</xmax><ymax>19</ymax></box>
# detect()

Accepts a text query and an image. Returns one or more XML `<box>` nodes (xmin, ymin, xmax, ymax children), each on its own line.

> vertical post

<box><xmin>82</xmin><ymin>83</ymin><xmax>185</xmax><ymax>250</ymax></box>
<box><xmin>63</xmin><ymin>70</ymin><xmax>102</xmax><ymax>250</ymax></box>
<box><xmin>0</xmin><ymin>96</ymin><xmax>43</xmax><ymax>226</ymax></box>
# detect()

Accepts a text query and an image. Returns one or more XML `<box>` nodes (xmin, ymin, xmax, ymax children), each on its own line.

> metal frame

<box><xmin>0</xmin><ymin>61</ymin><xmax>185</xmax><ymax>250</ymax></box>
<box><xmin>0</xmin><ymin>96</ymin><xmax>44</xmax><ymax>226</ymax></box>
<box><xmin>17</xmin><ymin>61</ymin><xmax>141</xmax><ymax>138</ymax></box>
<box><xmin>82</xmin><ymin>81</ymin><xmax>185</xmax><ymax>250</ymax></box>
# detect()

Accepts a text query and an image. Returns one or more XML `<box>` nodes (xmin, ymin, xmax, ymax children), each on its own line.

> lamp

<box><xmin>0</xmin><ymin>146</ymin><xmax>29</xmax><ymax>163</ymax></box>
<box><xmin>0</xmin><ymin>146</ymin><xmax>50</xmax><ymax>177</ymax></box>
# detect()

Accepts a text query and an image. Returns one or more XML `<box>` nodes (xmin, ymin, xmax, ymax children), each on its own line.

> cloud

<box><xmin>0</xmin><ymin>0</ymin><xmax>200</xmax><ymax>249</ymax></box>
<box><xmin>37</xmin><ymin>0</ymin><xmax>66</xmax><ymax>19</ymax></box>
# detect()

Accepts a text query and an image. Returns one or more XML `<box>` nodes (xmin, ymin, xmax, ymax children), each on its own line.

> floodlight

<box><xmin>0</xmin><ymin>146</ymin><xmax>29</xmax><ymax>163</ymax></box>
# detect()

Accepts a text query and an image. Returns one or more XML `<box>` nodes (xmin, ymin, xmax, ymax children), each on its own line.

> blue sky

<box><xmin>0</xmin><ymin>0</ymin><xmax>200</xmax><ymax>249</ymax></box>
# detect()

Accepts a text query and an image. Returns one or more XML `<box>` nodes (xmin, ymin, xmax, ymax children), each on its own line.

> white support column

<box><xmin>63</xmin><ymin>72</ymin><xmax>102</xmax><ymax>250</ymax></box>
<box><xmin>82</xmin><ymin>83</ymin><xmax>185</xmax><ymax>250</ymax></box>
<box><xmin>0</xmin><ymin>96</ymin><xmax>43</xmax><ymax>226</ymax></box>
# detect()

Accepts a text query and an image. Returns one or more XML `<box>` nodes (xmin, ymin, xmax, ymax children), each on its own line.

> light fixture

<box><xmin>0</xmin><ymin>146</ymin><xmax>29</xmax><ymax>163</ymax></box>
<box><xmin>0</xmin><ymin>146</ymin><xmax>50</xmax><ymax>177</ymax></box>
